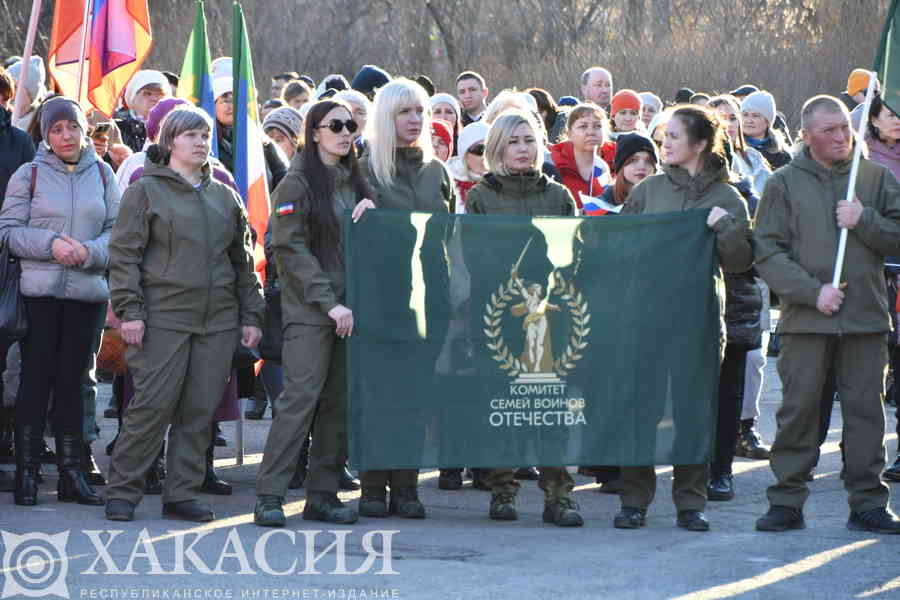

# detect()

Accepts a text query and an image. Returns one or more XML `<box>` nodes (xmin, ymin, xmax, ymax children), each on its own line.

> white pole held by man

<box><xmin>832</xmin><ymin>71</ymin><xmax>878</xmax><ymax>286</ymax></box>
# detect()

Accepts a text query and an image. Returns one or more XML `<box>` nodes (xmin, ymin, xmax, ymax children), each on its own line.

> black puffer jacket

<box><xmin>724</xmin><ymin>178</ymin><xmax>762</xmax><ymax>349</ymax></box>
<box><xmin>0</xmin><ymin>107</ymin><xmax>35</xmax><ymax>204</ymax></box>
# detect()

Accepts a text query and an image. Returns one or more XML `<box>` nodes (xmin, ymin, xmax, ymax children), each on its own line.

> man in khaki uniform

<box><xmin>754</xmin><ymin>95</ymin><xmax>900</xmax><ymax>534</ymax></box>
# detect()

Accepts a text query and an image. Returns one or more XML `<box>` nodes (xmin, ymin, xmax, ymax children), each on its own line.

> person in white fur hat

<box><xmin>7</xmin><ymin>56</ymin><xmax>46</xmax><ymax>131</ymax></box>
<box><xmin>115</xmin><ymin>70</ymin><xmax>171</xmax><ymax>153</ymax></box>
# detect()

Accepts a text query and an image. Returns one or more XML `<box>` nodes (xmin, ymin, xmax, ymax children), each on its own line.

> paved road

<box><xmin>1</xmin><ymin>360</ymin><xmax>898</xmax><ymax>600</ymax></box>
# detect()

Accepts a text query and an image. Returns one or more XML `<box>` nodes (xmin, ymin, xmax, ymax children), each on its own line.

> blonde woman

<box><xmin>358</xmin><ymin>78</ymin><xmax>454</xmax><ymax>519</ymax></box>
<box><xmin>466</xmin><ymin>110</ymin><xmax>581</xmax><ymax>527</ymax></box>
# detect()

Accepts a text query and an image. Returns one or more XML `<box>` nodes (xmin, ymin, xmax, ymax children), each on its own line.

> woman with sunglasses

<box><xmin>357</xmin><ymin>78</ymin><xmax>454</xmax><ymax>519</ymax></box>
<box><xmin>446</xmin><ymin>121</ymin><xmax>488</xmax><ymax>214</ymax></box>
<box><xmin>254</xmin><ymin>99</ymin><xmax>374</xmax><ymax>527</ymax></box>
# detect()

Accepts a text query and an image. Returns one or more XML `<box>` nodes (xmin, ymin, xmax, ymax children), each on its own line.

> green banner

<box><xmin>876</xmin><ymin>0</ymin><xmax>900</xmax><ymax>115</ymax></box>
<box><xmin>345</xmin><ymin>210</ymin><xmax>720</xmax><ymax>469</ymax></box>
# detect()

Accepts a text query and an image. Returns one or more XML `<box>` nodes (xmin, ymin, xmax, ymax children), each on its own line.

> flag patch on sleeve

<box><xmin>275</xmin><ymin>202</ymin><xmax>295</xmax><ymax>216</ymax></box>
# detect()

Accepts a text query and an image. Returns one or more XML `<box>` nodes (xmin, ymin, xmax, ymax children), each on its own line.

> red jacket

<box><xmin>549</xmin><ymin>140</ymin><xmax>616</xmax><ymax>208</ymax></box>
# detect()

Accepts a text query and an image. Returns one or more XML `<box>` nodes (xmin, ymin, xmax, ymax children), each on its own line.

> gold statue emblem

<box><xmin>484</xmin><ymin>238</ymin><xmax>590</xmax><ymax>381</ymax></box>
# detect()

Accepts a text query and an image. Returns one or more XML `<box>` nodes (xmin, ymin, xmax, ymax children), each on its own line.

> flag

<box><xmin>876</xmin><ymin>0</ymin><xmax>900</xmax><ymax>114</ymax></box>
<box><xmin>232</xmin><ymin>2</ymin><xmax>270</xmax><ymax>279</ymax></box>
<box><xmin>588</xmin><ymin>153</ymin><xmax>612</xmax><ymax>197</ymax></box>
<box><xmin>345</xmin><ymin>210</ymin><xmax>720</xmax><ymax>469</ymax></box>
<box><xmin>47</xmin><ymin>0</ymin><xmax>89</xmax><ymax>104</ymax></box>
<box><xmin>579</xmin><ymin>192</ymin><xmax>623</xmax><ymax>216</ymax></box>
<box><xmin>177</xmin><ymin>0</ymin><xmax>218</xmax><ymax>157</ymax></box>
<box><xmin>47</xmin><ymin>0</ymin><xmax>153</xmax><ymax>116</ymax></box>
<box><xmin>87</xmin><ymin>0</ymin><xmax>153</xmax><ymax>117</ymax></box>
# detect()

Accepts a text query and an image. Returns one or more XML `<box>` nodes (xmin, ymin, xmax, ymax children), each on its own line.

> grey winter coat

<box><xmin>0</xmin><ymin>144</ymin><xmax>120</xmax><ymax>302</ymax></box>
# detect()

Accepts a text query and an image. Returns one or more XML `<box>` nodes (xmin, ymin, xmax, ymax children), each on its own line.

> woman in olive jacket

<box><xmin>618</xmin><ymin>105</ymin><xmax>753</xmax><ymax>532</ymax></box>
<box><xmin>467</xmin><ymin>110</ymin><xmax>584</xmax><ymax>527</ymax></box>
<box><xmin>105</xmin><ymin>106</ymin><xmax>264</xmax><ymax>523</ymax></box>
<box><xmin>254</xmin><ymin>99</ymin><xmax>374</xmax><ymax>527</ymax></box>
<box><xmin>357</xmin><ymin>78</ymin><xmax>454</xmax><ymax>519</ymax></box>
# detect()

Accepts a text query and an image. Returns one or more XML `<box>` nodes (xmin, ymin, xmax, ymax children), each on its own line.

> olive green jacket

<box><xmin>271</xmin><ymin>157</ymin><xmax>359</xmax><ymax>326</ymax></box>
<box><xmin>466</xmin><ymin>171</ymin><xmax>577</xmax><ymax>216</ymax></box>
<box><xmin>360</xmin><ymin>146</ymin><xmax>453</xmax><ymax>212</ymax></box>
<box><xmin>109</xmin><ymin>160</ymin><xmax>264</xmax><ymax>334</ymax></box>
<box><xmin>754</xmin><ymin>144</ymin><xmax>900</xmax><ymax>334</ymax></box>
<box><xmin>622</xmin><ymin>158</ymin><xmax>753</xmax><ymax>274</ymax></box>
<box><xmin>622</xmin><ymin>158</ymin><xmax>754</xmax><ymax>356</ymax></box>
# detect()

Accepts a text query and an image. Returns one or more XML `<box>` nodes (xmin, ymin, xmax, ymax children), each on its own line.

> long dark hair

<box><xmin>300</xmin><ymin>99</ymin><xmax>372</xmax><ymax>269</ymax></box>
<box><xmin>868</xmin><ymin>94</ymin><xmax>898</xmax><ymax>144</ymax></box>
<box><xmin>671</xmin><ymin>105</ymin><xmax>728</xmax><ymax>172</ymax></box>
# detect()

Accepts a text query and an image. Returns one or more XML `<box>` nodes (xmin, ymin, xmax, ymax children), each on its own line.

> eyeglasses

<box><xmin>317</xmin><ymin>119</ymin><xmax>358</xmax><ymax>134</ymax></box>
<box><xmin>467</xmin><ymin>143</ymin><xmax>485</xmax><ymax>156</ymax></box>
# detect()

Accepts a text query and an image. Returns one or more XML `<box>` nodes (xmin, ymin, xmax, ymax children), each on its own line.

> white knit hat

<box><xmin>213</xmin><ymin>77</ymin><xmax>233</xmax><ymax>101</ymax></box>
<box><xmin>429</xmin><ymin>93</ymin><xmax>460</xmax><ymax>121</ymax></box>
<box><xmin>124</xmin><ymin>70</ymin><xmax>169</xmax><ymax>108</ymax></box>
<box><xmin>211</xmin><ymin>57</ymin><xmax>233</xmax><ymax>81</ymax></box>
<box><xmin>7</xmin><ymin>56</ymin><xmax>46</xmax><ymax>102</ymax></box>
<box><xmin>457</xmin><ymin>122</ymin><xmax>488</xmax><ymax>156</ymax></box>
<box><xmin>740</xmin><ymin>91</ymin><xmax>776</xmax><ymax>126</ymax></box>
<box><xmin>638</xmin><ymin>92</ymin><xmax>662</xmax><ymax>112</ymax></box>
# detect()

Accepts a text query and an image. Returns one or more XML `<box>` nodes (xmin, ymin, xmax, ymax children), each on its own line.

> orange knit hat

<box><xmin>611</xmin><ymin>89</ymin><xmax>642</xmax><ymax>117</ymax></box>
<box><xmin>846</xmin><ymin>69</ymin><xmax>874</xmax><ymax>97</ymax></box>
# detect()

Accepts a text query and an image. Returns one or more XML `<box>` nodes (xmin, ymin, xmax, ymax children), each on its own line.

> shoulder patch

<box><xmin>275</xmin><ymin>202</ymin><xmax>297</xmax><ymax>217</ymax></box>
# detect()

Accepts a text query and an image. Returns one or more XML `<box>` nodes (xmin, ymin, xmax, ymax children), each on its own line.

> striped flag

<box><xmin>232</xmin><ymin>2</ymin><xmax>270</xmax><ymax>279</ymax></box>
<box><xmin>583</xmin><ymin>152</ymin><xmax>613</xmax><ymax>215</ymax></box>
<box><xmin>48</xmin><ymin>0</ymin><xmax>153</xmax><ymax>116</ymax></box>
<box><xmin>176</xmin><ymin>0</ymin><xmax>218</xmax><ymax>157</ymax></box>
<box><xmin>47</xmin><ymin>0</ymin><xmax>90</xmax><ymax>104</ymax></box>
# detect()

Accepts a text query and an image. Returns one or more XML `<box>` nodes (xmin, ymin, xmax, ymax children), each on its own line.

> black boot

<box><xmin>144</xmin><ymin>443</ymin><xmax>165</xmax><ymax>495</ymax></box>
<box><xmin>339</xmin><ymin>462</ymin><xmax>360</xmax><ymax>491</ymax></box>
<box><xmin>14</xmin><ymin>425</ymin><xmax>40</xmax><ymax>506</ymax></box>
<box><xmin>0</xmin><ymin>408</ymin><xmax>14</xmax><ymax>464</ymax></box>
<box><xmin>288</xmin><ymin>437</ymin><xmax>310</xmax><ymax>489</ymax></box>
<box><xmin>56</xmin><ymin>434</ymin><xmax>103</xmax><ymax>505</ymax></box>
<box><xmin>471</xmin><ymin>468</ymin><xmax>491</xmax><ymax>491</ymax></box>
<box><xmin>82</xmin><ymin>442</ymin><xmax>106</xmax><ymax>486</ymax></box>
<box><xmin>201</xmin><ymin>430</ymin><xmax>231</xmax><ymax>495</ymax></box>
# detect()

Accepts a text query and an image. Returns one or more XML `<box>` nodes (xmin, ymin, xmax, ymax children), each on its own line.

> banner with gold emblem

<box><xmin>345</xmin><ymin>209</ymin><xmax>720</xmax><ymax>469</ymax></box>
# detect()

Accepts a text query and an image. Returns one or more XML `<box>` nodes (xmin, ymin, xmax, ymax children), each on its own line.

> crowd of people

<box><xmin>1</xmin><ymin>54</ymin><xmax>899</xmax><ymax>535</ymax></box>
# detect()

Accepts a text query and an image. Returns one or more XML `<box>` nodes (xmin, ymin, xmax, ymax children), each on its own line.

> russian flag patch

<box><xmin>275</xmin><ymin>203</ymin><xmax>295</xmax><ymax>217</ymax></box>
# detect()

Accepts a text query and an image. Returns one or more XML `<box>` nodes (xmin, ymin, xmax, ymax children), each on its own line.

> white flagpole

<box><xmin>12</xmin><ymin>0</ymin><xmax>42</xmax><ymax>123</ymax></box>
<box><xmin>832</xmin><ymin>73</ymin><xmax>878</xmax><ymax>287</ymax></box>
<box><xmin>75</xmin><ymin>0</ymin><xmax>93</xmax><ymax>106</ymax></box>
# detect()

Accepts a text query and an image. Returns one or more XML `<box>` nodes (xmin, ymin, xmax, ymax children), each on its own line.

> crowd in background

<box><xmin>1</xmin><ymin>53</ymin><xmax>899</xmax><ymax>534</ymax></box>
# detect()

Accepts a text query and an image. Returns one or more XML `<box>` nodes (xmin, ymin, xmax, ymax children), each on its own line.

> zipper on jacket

<box><xmin>60</xmin><ymin>171</ymin><xmax>75</xmax><ymax>298</ymax></box>
<box><xmin>199</xmin><ymin>188</ymin><xmax>211</xmax><ymax>336</ymax></box>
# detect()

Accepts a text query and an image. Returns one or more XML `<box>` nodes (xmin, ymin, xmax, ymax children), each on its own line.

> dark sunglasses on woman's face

<box><xmin>318</xmin><ymin>119</ymin><xmax>358</xmax><ymax>134</ymax></box>
<box><xmin>468</xmin><ymin>143</ymin><xmax>485</xmax><ymax>156</ymax></box>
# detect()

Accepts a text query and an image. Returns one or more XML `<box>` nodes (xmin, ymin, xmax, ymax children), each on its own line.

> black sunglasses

<box><xmin>317</xmin><ymin>119</ymin><xmax>358</xmax><ymax>134</ymax></box>
<box><xmin>467</xmin><ymin>143</ymin><xmax>485</xmax><ymax>156</ymax></box>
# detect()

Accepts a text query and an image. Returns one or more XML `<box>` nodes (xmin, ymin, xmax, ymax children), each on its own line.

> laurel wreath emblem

<box><xmin>483</xmin><ymin>272</ymin><xmax>590</xmax><ymax>378</ymax></box>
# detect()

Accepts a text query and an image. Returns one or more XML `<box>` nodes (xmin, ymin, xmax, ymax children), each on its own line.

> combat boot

<box><xmin>389</xmin><ymin>486</ymin><xmax>426</xmax><ymax>519</ymax></box>
<box><xmin>254</xmin><ymin>495</ymin><xmax>285</xmax><ymax>527</ymax></box>
<box><xmin>438</xmin><ymin>469</ymin><xmax>463</xmax><ymax>490</ymax></box>
<box><xmin>303</xmin><ymin>491</ymin><xmax>358</xmax><ymax>524</ymax></box>
<box><xmin>543</xmin><ymin>492</ymin><xmax>583</xmax><ymax>527</ymax></box>
<box><xmin>489</xmin><ymin>492</ymin><xmax>518</xmax><ymax>520</ymax></box>
<box><xmin>358</xmin><ymin>487</ymin><xmax>388</xmax><ymax>517</ymax></box>
<box><xmin>735</xmin><ymin>419</ymin><xmax>770</xmax><ymax>459</ymax></box>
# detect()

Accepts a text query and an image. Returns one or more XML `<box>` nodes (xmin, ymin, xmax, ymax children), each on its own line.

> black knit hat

<box><xmin>614</xmin><ymin>133</ymin><xmax>658</xmax><ymax>173</ymax></box>
<box><xmin>674</xmin><ymin>87</ymin><xmax>694</xmax><ymax>104</ymax></box>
